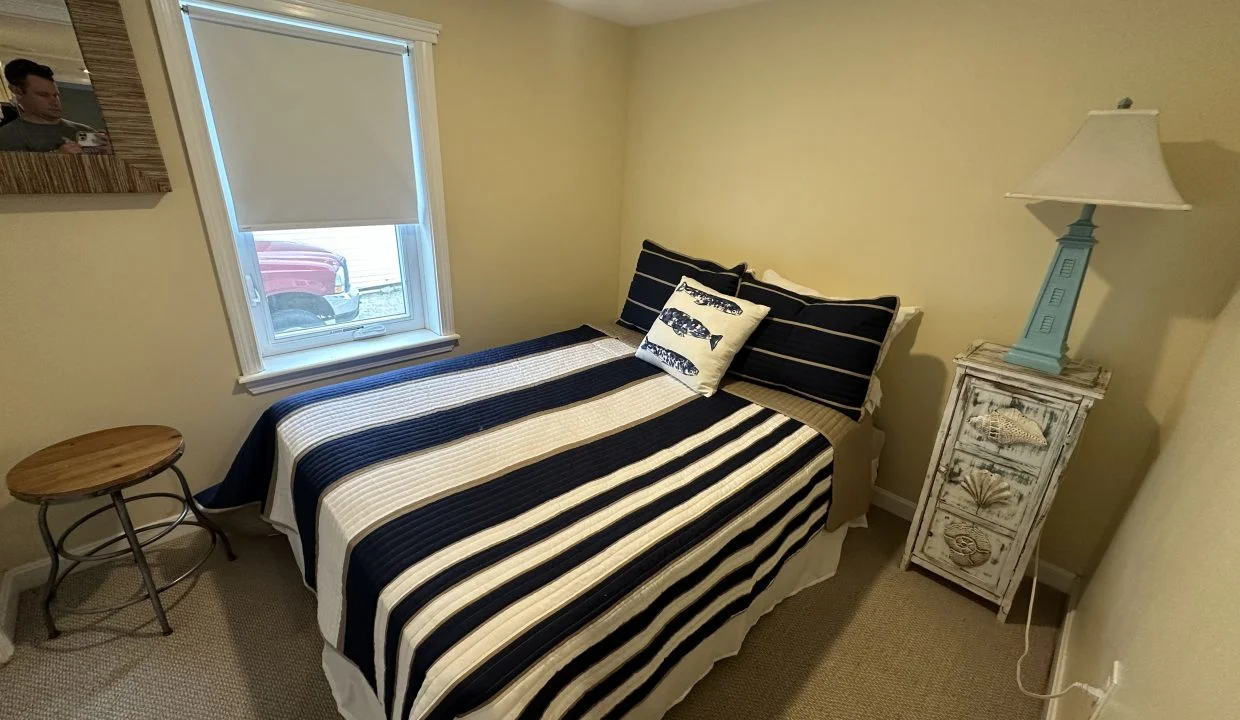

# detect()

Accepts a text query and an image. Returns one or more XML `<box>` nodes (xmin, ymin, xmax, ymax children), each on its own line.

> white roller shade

<box><xmin>186</xmin><ymin>4</ymin><xmax>420</xmax><ymax>230</ymax></box>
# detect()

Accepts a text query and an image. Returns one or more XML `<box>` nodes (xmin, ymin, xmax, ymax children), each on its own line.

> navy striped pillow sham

<box><xmin>728</xmin><ymin>274</ymin><xmax>899</xmax><ymax>420</ymax></box>
<box><xmin>618</xmin><ymin>240</ymin><xmax>746</xmax><ymax>334</ymax></box>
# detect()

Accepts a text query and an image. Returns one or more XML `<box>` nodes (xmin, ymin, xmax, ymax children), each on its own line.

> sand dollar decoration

<box><xmin>942</xmin><ymin>521</ymin><xmax>992</xmax><ymax>567</ymax></box>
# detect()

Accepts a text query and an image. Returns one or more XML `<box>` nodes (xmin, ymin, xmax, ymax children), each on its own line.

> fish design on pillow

<box><xmin>640</xmin><ymin>339</ymin><xmax>699</xmax><ymax>376</ymax></box>
<box><xmin>675</xmin><ymin>282</ymin><xmax>743</xmax><ymax>315</ymax></box>
<box><xmin>658</xmin><ymin>308</ymin><xmax>723</xmax><ymax>350</ymax></box>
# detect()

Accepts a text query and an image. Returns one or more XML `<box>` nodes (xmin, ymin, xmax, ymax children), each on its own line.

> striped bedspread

<box><xmin>203</xmin><ymin>325</ymin><xmax>837</xmax><ymax>720</ymax></box>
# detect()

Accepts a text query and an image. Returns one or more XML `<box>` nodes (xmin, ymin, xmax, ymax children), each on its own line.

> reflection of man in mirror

<box><xmin>0</xmin><ymin>59</ymin><xmax>110</xmax><ymax>153</ymax></box>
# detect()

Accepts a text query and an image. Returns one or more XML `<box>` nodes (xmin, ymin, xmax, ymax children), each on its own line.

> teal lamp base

<box><xmin>1004</xmin><ymin>204</ymin><xmax>1098</xmax><ymax>375</ymax></box>
<box><xmin>1003</xmin><ymin>344</ymin><xmax>1068</xmax><ymax>374</ymax></box>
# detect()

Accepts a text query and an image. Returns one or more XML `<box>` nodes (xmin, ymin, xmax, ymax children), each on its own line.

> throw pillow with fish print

<box><xmin>637</xmin><ymin>275</ymin><xmax>769</xmax><ymax>396</ymax></box>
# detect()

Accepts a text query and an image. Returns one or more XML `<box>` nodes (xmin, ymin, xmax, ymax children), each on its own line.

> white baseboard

<box><xmin>0</xmin><ymin>569</ymin><xmax>16</xmax><ymax>665</ymax></box>
<box><xmin>1042</xmin><ymin>583</ymin><xmax>1081</xmax><ymax>720</ymax></box>
<box><xmin>0</xmin><ymin>516</ymin><xmax>199</xmax><ymax>665</ymax></box>
<box><xmin>0</xmin><ymin>553</ymin><xmax>49</xmax><ymax>666</ymax></box>
<box><xmin>871</xmin><ymin>485</ymin><xmax>918</xmax><ymax>519</ymax></box>
<box><xmin>1031</xmin><ymin>557</ymin><xmax>1079</xmax><ymax>597</ymax></box>
<box><xmin>870</xmin><ymin>486</ymin><xmax>1079</xmax><ymax>594</ymax></box>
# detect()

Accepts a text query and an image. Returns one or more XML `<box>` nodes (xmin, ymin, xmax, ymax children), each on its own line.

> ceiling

<box><xmin>548</xmin><ymin>0</ymin><xmax>772</xmax><ymax>26</ymax></box>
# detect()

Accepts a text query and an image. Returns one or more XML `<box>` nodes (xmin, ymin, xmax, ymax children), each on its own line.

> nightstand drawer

<box><xmin>954</xmin><ymin>378</ymin><xmax>1072</xmax><ymax>474</ymax></box>
<box><xmin>916</xmin><ymin>507</ymin><xmax>1013</xmax><ymax>591</ymax></box>
<box><xmin>936</xmin><ymin>450</ymin><xmax>1039</xmax><ymax>534</ymax></box>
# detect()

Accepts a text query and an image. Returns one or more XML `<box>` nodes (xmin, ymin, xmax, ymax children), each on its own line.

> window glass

<box><xmin>252</xmin><ymin>225</ymin><xmax>411</xmax><ymax>337</ymax></box>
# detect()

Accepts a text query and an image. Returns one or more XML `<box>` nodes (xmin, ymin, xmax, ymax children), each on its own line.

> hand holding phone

<box><xmin>76</xmin><ymin>131</ymin><xmax>111</xmax><ymax>154</ymax></box>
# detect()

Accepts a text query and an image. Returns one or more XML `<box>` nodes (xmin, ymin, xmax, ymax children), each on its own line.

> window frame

<box><xmin>152</xmin><ymin>0</ymin><xmax>456</xmax><ymax>393</ymax></box>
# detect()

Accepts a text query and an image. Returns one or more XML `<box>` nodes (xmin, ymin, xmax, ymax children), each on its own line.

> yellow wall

<box><xmin>619</xmin><ymin>0</ymin><xmax>1240</xmax><ymax>573</ymax></box>
<box><xmin>1057</xmin><ymin>279</ymin><xmax>1240</xmax><ymax>719</ymax></box>
<box><xmin>0</xmin><ymin>0</ymin><xmax>630</xmax><ymax>570</ymax></box>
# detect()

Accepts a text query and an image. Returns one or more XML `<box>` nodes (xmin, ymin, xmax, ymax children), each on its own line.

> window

<box><xmin>153</xmin><ymin>0</ymin><xmax>455</xmax><ymax>392</ymax></box>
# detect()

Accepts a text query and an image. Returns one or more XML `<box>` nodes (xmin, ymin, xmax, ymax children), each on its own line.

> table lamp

<box><xmin>1003</xmin><ymin>98</ymin><xmax>1191</xmax><ymax>374</ymax></box>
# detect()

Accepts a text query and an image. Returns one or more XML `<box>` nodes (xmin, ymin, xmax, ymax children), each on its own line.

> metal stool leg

<box><xmin>36</xmin><ymin>503</ymin><xmax>61</xmax><ymax>640</ymax></box>
<box><xmin>170</xmin><ymin>464</ymin><xmax>236</xmax><ymax>561</ymax></box>
<box><xmin>110</xmin><ymin>491</ymin><xmax>173</xmax><ymax>636</ymax></box>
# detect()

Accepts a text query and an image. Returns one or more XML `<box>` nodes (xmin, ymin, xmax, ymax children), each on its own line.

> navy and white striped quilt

<box><xmin>202</xmin><ymin>325</ymin><xmax>836</xmax><ymax>720</ymax></box>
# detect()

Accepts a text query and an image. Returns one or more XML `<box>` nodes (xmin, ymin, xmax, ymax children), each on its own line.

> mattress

<box><xmin>202</xmin><ymin>325</ymin><xmax>871</xmax><ymax>720</ymax></box>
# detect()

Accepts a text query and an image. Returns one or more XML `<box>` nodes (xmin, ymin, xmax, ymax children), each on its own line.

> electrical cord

<box><xmin>1016</xmin><ymin>540</ymin><xmax>1104</xmax><ymax>702</ymax></box>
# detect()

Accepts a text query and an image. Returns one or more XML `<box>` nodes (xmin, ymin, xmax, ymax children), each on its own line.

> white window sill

<box><xmin>238</xmin><ymin>329</ymin><xmax>459</xmax><ymax>394</ymax></box>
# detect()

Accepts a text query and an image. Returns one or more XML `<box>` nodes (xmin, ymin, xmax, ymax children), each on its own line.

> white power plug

<box><xmin>1086</xmin><ymin>661</ymin><xmax>1123</xmax><ymax>720</ymax></box>
<box><xmin>1016</xmin><ymin>540</ymin><xmax>1126</xmax><ymax>714</ymax></box>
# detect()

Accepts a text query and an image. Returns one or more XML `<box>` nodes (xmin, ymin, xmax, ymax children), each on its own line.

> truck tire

<box><xmin>271</xmin><ymin>308</ymin><xmax>325</xmax><ymax>333</ymax></box>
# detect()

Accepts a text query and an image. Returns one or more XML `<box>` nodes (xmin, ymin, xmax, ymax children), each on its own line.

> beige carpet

<box><xmin>0</xmin><ymin>509</ymin><xmax>1062</xmax><ymax>719</ymax></box>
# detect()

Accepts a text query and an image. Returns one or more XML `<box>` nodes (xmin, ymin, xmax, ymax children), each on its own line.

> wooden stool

<box><xmin>5</xmin><ymin>425</ymin><xmax>236</xmax><ymax>638</ymax></box>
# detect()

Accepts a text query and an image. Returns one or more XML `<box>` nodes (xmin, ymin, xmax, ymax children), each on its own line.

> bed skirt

<box><xmin>320</xmin><ymin>523</ymin><xmax>850</xmax><ymax>720</ymax></box>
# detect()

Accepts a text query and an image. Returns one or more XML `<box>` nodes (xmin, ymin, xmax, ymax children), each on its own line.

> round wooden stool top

<box><xmin>6</xmin><ymin>425</ymin><xmax>185</xmax><ymax>504</ymax></box>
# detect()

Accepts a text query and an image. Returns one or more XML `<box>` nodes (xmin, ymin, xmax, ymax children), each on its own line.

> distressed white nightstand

<box><xmin>900</xmin><ymin>341</ymin><xmax>1110</xmax><ymax>621</ymax></box>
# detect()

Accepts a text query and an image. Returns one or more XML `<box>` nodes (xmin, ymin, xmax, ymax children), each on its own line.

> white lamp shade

<box><xmin>1007</xmin><ymin>109</ymin><xmax>1190</xmax><ymax>210</ymax></box>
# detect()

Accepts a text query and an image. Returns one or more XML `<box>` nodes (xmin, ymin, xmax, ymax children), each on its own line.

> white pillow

<box><xmin>637</xmin><ymin>275</ymin><xmax>769</xmax><ymax>397</ymax></box>
<box><xmin>762</xmin><ymin>268</ymin><xmax>920</xmax><ymax>413</ymax></box>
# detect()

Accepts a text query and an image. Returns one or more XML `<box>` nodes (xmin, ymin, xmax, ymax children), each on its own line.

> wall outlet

<box><xmin>1088</xmin><ymin>661</ymin><xmax>1123</xmax><ymax>720</ymax></box>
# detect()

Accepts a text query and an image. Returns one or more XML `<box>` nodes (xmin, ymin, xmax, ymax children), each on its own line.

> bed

<box><xmin>201</xmin><ymin>324</ymin><xmax>877</xmax><ymax>720</ymax></box>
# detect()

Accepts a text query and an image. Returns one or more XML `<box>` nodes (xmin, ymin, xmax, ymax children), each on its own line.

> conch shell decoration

<box><xmin>968</xmin><ymin>408</ymin><xmax>1047</xmax><ymax>447</ymax></box>
<box><xmin>943</xmin><ymin>521</ymin><xmax>991</xmax><ymax>567</ymax></box>
<box><xmin>961</xmin><ymin>469</ymin><xmax>1013</xmax><ymax>511</ymax></box>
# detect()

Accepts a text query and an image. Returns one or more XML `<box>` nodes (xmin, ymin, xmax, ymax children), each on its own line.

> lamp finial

<box><xmin>1117</xmin><ymin>97</ymin><xmax>1134</xmax><ymax>109</ymax></box>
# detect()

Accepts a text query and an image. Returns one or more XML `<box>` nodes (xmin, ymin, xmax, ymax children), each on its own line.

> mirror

<box><xmin>0</xmin><ymin>0</ymin><xmax>112</xmax><ymax>155</ymax></box>
<box><xmin>0</xmin><ymin>0</ymin><xmax>168</xmax><ymax>193</ymax></box>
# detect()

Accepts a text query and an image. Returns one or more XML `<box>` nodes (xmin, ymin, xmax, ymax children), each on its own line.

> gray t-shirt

<box><xmin>0</xmin><ymin>117</ymin><xmax>95</xmax><ymax>152</ymax></box>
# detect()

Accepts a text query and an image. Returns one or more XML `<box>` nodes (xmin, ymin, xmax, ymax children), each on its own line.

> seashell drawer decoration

<box><xmin>943</xmin><ymin>473</ymin><xmax>1013</xmax><ymax>569</ymax></box>
<box><xmin>956</xmin><ymin>382</ymin><xmax>1067</xmax><ymax>474</ymax></box>
<box><xmin>943</xmin><ymin>520</ymin><xmax>992</xmax><ymax>567</ymax></box>
<box><xmin>935</xmin><ymin>454</ymin><xmax>1036</xmax><ymax>534</ymax></box>
<box><xmin>961</xmin><ymin>468</ymin><xmax>1014</xmax><ymax>510</ymax></box>
<box><xmin>968</xmin><ymin>408</ymin><xmax>1047</xmax><ymax>447</ymax></box>
<box><xmin>917</xmin><ymin>509</ymin><xmax>1010</xmax><ymax>588</ymax></box>
<box><xmin>901</xmin><ymin>340</ymin><xmax>1110</xmax><ymax>621</ymax></box>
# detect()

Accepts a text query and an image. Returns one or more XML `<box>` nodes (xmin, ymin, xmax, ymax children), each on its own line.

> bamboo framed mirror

<box><xmin>0</xmin><ymin>0</ymin><xmax>169</xmax><ymax>194</ymax></box>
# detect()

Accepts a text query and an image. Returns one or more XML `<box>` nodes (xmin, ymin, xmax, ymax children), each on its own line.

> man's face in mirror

<box><xmin>12</xmin><ymin>74</ymin><xmax>63</xmax><ymax>122</ymax></box>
